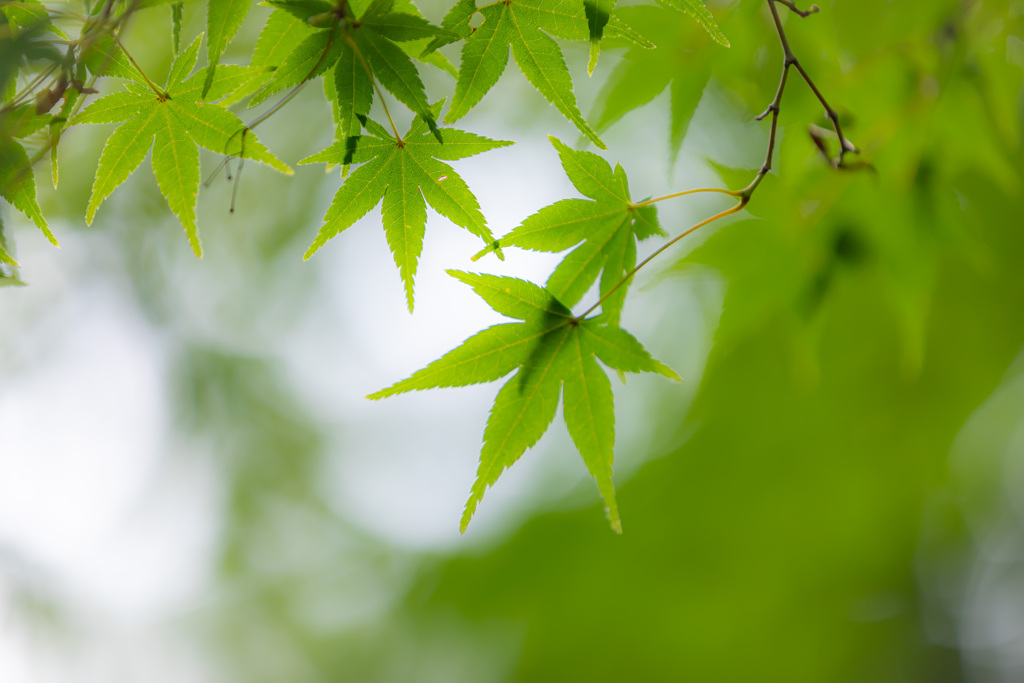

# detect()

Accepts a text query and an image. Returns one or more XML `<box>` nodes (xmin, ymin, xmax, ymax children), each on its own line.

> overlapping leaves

<box><xmin>0</xmin><ymin>0</ymin><xmax>64</xmax><ymax>248</ymax></box>
<box><xmin>204</xmin><ymin>0</ymin><xmax>252</xmax><ymax>95</ymax></box>
<box><xmin>479</xmin><ymin>136</ymin><xmax>662</xmax><ymax>326</ymax></box>
<box><xmin>427</xmin><ymin>0</ymin><xmax>651</xmax><ymax>149</ymax></box>
<box><xmin>370</xmin><ymin>271</ymin><xmax>680</xmax><ymax>532</ymax></box>
<box><xmin>301</xmin><ymin>103</ymin><xmax>511</xmax><ymax>310</ymax></box>
<box><xmin>1</xmin><ymin>106</ymin><xmax>56</xmax><ymax>250</ymax></box>
<box><xmin>251</xmin><ymin>0</ymin><xmax>455</xmax><ymax>141</ymax></box>
<box><xmin>74</xmin><ymin>35</ymin><xmax>290</xmax><ymax>256</ymax></box>
<box><xmin>590</xmin><ymin>5</ymin><xmax>725</xmax><ymax>163</ymax></box>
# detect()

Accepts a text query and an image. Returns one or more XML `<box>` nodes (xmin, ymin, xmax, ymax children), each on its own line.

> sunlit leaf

<box><xmin>482</xmin><ymin>136</ymin><xmax>663</xmax><ymax>326</ymax></box>
<box><xmin>372</xmin><ymin>273</ymin><xmax>679</xmax><ymax>533</ymax></box>
<box><xmin>75</xmin><ymin>35</ymin><xmax>290</xmax><ymax>257</ymax></box>
<box><xmin>205</xmin><ymin>0</ymin><xmax>252</xmax><ymax>96</ymax></box>
<box><xmin>444</xmin><ymin>0</ymin><xmax>648</xmax><ymax>148</ymax></box>
<box><xmin>301</xmin><ymin>103</ymin><xmax>512</xmax><ymax>310</ymax></box>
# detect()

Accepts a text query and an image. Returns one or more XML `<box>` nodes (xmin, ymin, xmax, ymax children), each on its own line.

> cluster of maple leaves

<box><xmin>1</xmin><ymin>0</ymin><xmax>725</xmax><ymax>531</ymax></box>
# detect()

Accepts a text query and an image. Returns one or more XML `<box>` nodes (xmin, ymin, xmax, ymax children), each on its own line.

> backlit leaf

<box><xmin>484</xmin><ymin>137</ymin><xmax>661</xmax><ymax>325</ymax></box>
<box><xmin>205</xmin><ymin>0</ymin><xmax>252</xmax><ymax>96</ymax></box>
<box><xmin>77</xmin><ymin>34</ymin><xmax>288</xmax><ymax>256</ymax></box>
<box><xmin>445</xmin><ymin>0</ymin><xmax>647</xmax><ymax>148</ymax></box>
<box><xmin>372</xmin><ymin>273</ymin><xmax>678</xmax><ymax>533</ymax></box>
<box><xmin>301</xmin><ymin>106</ymin><xmax>512</xmax><ymax>310</ymax></box>
<box><xmin>0</xmin><ymin>139</ymin><xmax>55</xmax><ymax>244</ymax></box>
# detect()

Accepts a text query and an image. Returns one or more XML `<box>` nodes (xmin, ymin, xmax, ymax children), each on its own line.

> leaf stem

<box><xmin>577</xmin><ymin>198</ymin><xmax>748</xmax><ymax>320</ymax></box>
<box><xmin>207</xmin><ymin>21</ymin><xmax>341</xmax><ymax>186</ymax></box>
<box><xmin>343</xmin><ymin>30</ymin><xmax>402</xmax><ymax>142</ymax></box>
<box><xmin>114</xmin><ymin>34</ymin><xmax>165</xmax><ymax>97</ymax></box>
<box><xmin>575</xmin><ymin>0</ymin><xmax>861</xmax><ymax>321</ymax></box>
<box><xmin>633</xmin><ymin>187</ymin><xmax>740</xmax><ymax>207</ymax></box>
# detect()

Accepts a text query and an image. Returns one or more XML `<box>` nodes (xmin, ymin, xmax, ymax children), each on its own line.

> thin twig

<box><xmin>764</xmin><ymin>0</ymin><xmax>856</xmax><ymax>166</ymax></box>
<box><xmin>207</xmin><ymin>21</ymin><xmax>340</xmax><ymax>188</ymax></box>
<box><xmin>575</xmin><ymin>0</ymin><xmax>860</xmax><ymax>320</ymax></box>
<box><xmin>634</xmin><ymin>187</ymin><xmax>740</xmax><ymax>208</ymax></box>
<box><xmin>577</xmin><ymin>200</ymin><xmax>748</xmax><ymax>320</ymax></box>
<box><xmin>776</xmin><ymin>0</ymin><xmax>819</xmax><ymax>18</ymax></box>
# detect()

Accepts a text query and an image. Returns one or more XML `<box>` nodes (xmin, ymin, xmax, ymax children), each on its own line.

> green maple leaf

<box><xmin>431</xmin><ymin>0</ymin><xmax>651</xmax><ymax>150</ymax></box>
<box><xmin>478</xmin><ymin>136</ymin><xmax>662</xmax><ymax>326</ymax></box>
<box><xmin>369</xmin><ymin>271</ymin><xmax>680</xmax><ymax>533</ymax></box>
<box><xmin>656</xmin><ymin>0</ymin><xmax>728</xmax><ymax>47</ymax></box>
<box><xmin>73</xmin><ymin>36</ymin><xmax>291</xmax><ymax>257</ymax></box>
<box><xmin>219</xmin><ymin>8</ymin><xmax>316</xmax><ymax>106</ymax></box>
<box><xmin>300</xmin><ymin>103</ymin><xmax>512</xmax><ymax>311</ymax></box>
<box><xmin>0</xmin><ymin>212</ymin><xmax>26</xmax><ymax>285</ymax></box>
<box><xmin>0</xmin><ymin>0</ymin><xmax>62</xmax><ymax>99</ymax></box>
<box><xmin>589</xmin><ymin>5</ymin><xmax>726</xmax><ymax>164</ymax></box>
<box><xmin>0</xmin><ymin>137</ymin><xmax>56</xmax><ymax>247</ymax></box>
<box><xmin>204</xmin><ymin>0</ymin><xmax>253</xmax><ymax>96</ymax></box>
<box><xmin>250</xmin><ymin>0</ymin><xmax>455</xmax><ymax>141</ymax></box>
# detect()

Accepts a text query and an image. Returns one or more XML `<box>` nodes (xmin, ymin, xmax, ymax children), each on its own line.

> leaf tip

<box><xmin>460</xmin><ymin>494</ymin><xmax>480</xmax><ymax>534</ymax></box>
<box><xmin>302</xmin><ymin>241</ymin><xmax>320</xmax><ymax>260</ymax></box>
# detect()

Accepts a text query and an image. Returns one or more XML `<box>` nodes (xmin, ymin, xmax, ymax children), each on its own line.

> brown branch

<box><xmin>574</xmin><ymin>0</ymin><xmax>862</xmax><ymax>321</ymax></box>
<box><xmin>776</xmin><ymin>0</ymin><xmax>820</xmax><ymax>18</ymax></box>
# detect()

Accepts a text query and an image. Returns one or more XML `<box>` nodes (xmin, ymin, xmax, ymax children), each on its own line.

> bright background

<box><xmin>2</xmin><ymin>0</ymin><xmax>1024</xmax><ymax>680</ymax></box>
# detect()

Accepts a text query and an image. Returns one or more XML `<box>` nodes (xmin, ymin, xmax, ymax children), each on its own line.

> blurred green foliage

<box><xmin>2</xmin><ymin>0</ymin><xmax>1023</xmax><ymax>681</ymax></box>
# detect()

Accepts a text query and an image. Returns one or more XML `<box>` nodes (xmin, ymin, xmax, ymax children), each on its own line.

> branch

<box><xmin>575</xmin><ymin>0</ymin><xmax>861</xmax><ymax>320</ymax></box>
<box><xmin>776</xmin><ymin>0</ymin><xmax>819</xmax><ymax>18</ymax></box>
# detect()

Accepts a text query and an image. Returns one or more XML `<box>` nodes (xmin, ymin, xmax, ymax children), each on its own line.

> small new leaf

<box><xmin>301</xmin><ymin>105</ymin><xmax>512</xmax><ymax>311</ymax></box>
<box><xmin>481</xmin><ymin>136</ymin><xmax>663</xmax><ymax>326</ymax></box>
<box><xmin>75</xmin><ymin>36</ymin><xmax>291</xmax><ymax>257</ymax></box>
<box><xmin>370</xmin><ymin>273</ymin><xmax>680</xmax><ymax>534</ymax></box>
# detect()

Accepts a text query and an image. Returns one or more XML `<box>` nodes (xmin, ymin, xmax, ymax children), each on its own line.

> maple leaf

<box><xmin>250</xmin><ymin>0</ymin><xmax>455</xmax><ymax>141</ymax></box>
<box><xmin>478</xmin><ymin>136</ymin><xmax>662</xmax><ymax>326</ymax></box>
<box><xmin>657</xmin><ymin>0</ymin><xmax>728</xmax><ymax>47</ymax></box>
<box><xmin>204</xmin><ymin>0</ymin><xmax>253</xmax><ymax>96</ymax></box>
<box><xmin>0</xmin><ymin>0</ymin><xmax>62</xmax><ymax>100</ymax></box>
<box><xmin>369</xmin><ymin>271</ymin><xmax>680</xmax><ymax>533</ymax></box>
<box><xmin>300</xmin><ymin>103</ymin><xmax>512</xmax><ymax>311</ymax></box>
<box><xmin>0</xmin><ymin>212</ymin><xmax>20</xmax><ymax>277</ymax></box>
<box><xmin>430</xmin><ymin>0</ymin><xmax>651</xmax><ymax>150</ymax></box>
<box><xmin>73</xmin><ymin>35</ymin><xmax>291</xmax><ymax>257</ymax></box>
<box><xmin>589</xmin><ymin>4</ymin><xmax>726</xmax><ymax>165</ymax></box>
<box><xmin>0</xmin><ymin>108</ymin><xmax>58</xmax><ymax>247</ymax></box>
<box><xmin>217</xmin><ymin>8</ymin><xmax>316</xmax><ymax>107</ymax></box>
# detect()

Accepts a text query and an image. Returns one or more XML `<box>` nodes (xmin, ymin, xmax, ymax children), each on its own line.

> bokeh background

<box><xmin>2</xmin><ymin>0</ymin><xmax>1024</xmax><ymax>680</ymax></box>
